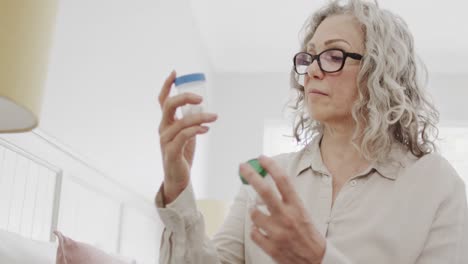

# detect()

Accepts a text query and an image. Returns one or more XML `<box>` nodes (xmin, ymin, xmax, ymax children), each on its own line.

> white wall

<box><xmin>203</xmin><ymin>72</ymin><xmax>292</xmax><ymax>200</ymax></box>
<box><xmin>40</xmin><ymin>0</ymin><xmax>213</xmax><ymax>201</ymax></box>
<box><xmin>428</xmin><ymin>73</ymin><xmax>468</xmax><ymax>124</ymax></box>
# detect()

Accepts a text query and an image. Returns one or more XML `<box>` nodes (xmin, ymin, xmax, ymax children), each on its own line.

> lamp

<box><xmin>196</xmin><ymin>199</ymin><xmax>229</xmax><ymax>238</ymax></box>
<box><xmin>0</xmin><ymin>1</ymin><xmax>58</xmax><ymax>133</ymax></box>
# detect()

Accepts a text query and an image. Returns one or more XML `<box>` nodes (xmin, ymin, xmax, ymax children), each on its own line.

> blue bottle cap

<box><xmin>174</xmin><ymin>73</ymin><xmax>206</xmax><ymax>86</ymax></box>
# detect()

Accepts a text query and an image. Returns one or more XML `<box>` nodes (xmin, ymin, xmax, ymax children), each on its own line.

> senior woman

<box><xmin>155</xmin><ymin>0</ymin><xmax>468</xmax><ymax>263</ymax></box>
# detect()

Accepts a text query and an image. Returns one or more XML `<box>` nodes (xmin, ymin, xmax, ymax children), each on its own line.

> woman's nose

<box><xmin>307</xmin><ymin>59</ymin><xmax>324</xmax><ymax>79</ymax></box>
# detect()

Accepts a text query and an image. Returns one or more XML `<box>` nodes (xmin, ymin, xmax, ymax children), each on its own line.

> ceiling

<box><xmin>190</xmin><ymin>0</ymin><xmax>468</xmax><ymax>73</ymax></box>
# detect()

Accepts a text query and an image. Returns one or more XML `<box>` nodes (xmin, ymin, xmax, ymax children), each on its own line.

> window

<box><xmin>263</xmin><ymin>120</ymin><xmax>302</xmax><ymax>157</ymax></box>
<box><xmin>438</xmin><ymin>126</ymin><xmax>468</xmax><ymax>197</ymax></box>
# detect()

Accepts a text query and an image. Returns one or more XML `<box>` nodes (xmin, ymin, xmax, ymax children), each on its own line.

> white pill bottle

<box><xmin>174</xmin><ymin>73</ymin><xmax>207</xmax><ymax>116</ymax></box>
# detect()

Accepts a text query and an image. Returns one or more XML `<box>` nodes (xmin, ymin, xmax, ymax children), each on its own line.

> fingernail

<box><xmin>239</xmin><ymin>163</ymin><xmax>248</xmax><ymax>174</ymax></box>
<box><xmin>208</xmin><ymin>113</ymin><xmax>218</xmax><ymax>119</ymax></box>
<box><xmin>239</xmin><ymin>163</ymin><xmax>245</xmax><ymax>170</ymax></box>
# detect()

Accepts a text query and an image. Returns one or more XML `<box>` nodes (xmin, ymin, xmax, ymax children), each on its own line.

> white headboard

<box><xmin>0</xmin><ymin>138</ymin><xmax>62</xmax><ymax>242</ymax></box>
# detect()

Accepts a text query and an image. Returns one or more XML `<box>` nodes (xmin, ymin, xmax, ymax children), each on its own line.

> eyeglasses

<box><xmin>293</xmin><ymin>49</ymin><xmax>363</xmax><ymax>74</ymax></box>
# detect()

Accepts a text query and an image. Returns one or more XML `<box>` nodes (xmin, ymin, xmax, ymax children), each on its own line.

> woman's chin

<box><xmin>308</xmin><ymin>111</ymin><xmax>328</xmax><ymax>123</ymax></box>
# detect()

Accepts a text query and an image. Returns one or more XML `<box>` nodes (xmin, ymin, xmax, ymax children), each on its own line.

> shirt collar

<box><xmin>371</xmin><ymin>143</ymin><xmax>409</xmax><ymax>180</ymax></box>
<box><xmin>294</xmin><ymin>134</ymin><xmax>408</xmax><ymax>181</ymax></box>
<box><xmin>294</xmin><ymin>135</ymin><xmax>327</xmax><ymax>177</ymax></box>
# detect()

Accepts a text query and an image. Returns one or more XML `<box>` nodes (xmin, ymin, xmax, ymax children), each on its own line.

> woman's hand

<box><xmin>158</xmin><ymin>71</ymin><xmax>217</xmax><ymax>204</ymax></box>
<box><xmin>240</xmin><ymin>155</ymin><xmax>326</xmax><ymax>264</ymax></box>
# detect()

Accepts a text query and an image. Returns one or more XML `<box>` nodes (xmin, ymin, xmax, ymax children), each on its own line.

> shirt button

<box><xmin>350</xmin><ymin>180</ymin><xmax>358</xmax><ymax>187</ymax></box>
<box><xmin>322</xmin><ymin>175</ymin><xmax>331</xmax><ymax>185</ymax></box>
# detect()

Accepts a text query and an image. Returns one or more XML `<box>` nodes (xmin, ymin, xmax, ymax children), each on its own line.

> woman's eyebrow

<box><xmin>307</xmin><ymin>38</ymin><xmax>352</xmax><ymax>50</ymax></box>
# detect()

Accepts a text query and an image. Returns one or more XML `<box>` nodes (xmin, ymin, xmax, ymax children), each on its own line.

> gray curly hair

<box><xmin>289</xmin><ymin>0</ymin><xmax>439</xmax><ymax>163</ymax></box>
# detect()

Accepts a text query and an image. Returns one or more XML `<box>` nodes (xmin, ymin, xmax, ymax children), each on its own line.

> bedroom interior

<box><xmin>1</xmin><ymin>0</ymin><xmax>467</xmax><ymax>263</ymax></box>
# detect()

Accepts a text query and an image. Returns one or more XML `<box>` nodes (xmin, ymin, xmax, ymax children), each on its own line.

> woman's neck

<box><xmin>320</xmin><ymin>123</ymin><xmax>368</xmax><ymax>171</ymax></box>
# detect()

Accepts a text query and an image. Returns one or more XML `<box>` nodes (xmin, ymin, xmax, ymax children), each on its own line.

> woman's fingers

<box><xmin>159</xmin><ymin>92</ymin><xmax>203</xmax><ymax>132</ymax></box>
<box><xmin>250</xmin><ymin>207</ymin><xmax>276</xmax><ymax>237</ymax></box>
<box><xmin>164</xmin><ymin>125</ymin><xmax>209</xmax><ymax>159</ymax></box>
<box><xmin>160</xmin><ymin>112</ymin><xmax>218</xmax><ymax>145</ymax></box>
<box><xmin>158</xmin><ymin>71</ymin><xmax>176</xmax><ymax>108</ymax></box>
<box><xmin>258</xmin><ymin>155</ymin><xmax>300</xmax><ymax>204</ymax></box>
<box><xmin>240</xmin><ymin>163</ymin><xmax>283</xmax><ymax>215</ymax></box>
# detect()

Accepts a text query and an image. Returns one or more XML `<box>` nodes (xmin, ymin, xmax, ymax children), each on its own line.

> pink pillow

<box><xmin>54</xmin><ymin>231</ymin><xmax>134</xmax><ymax>264</ymax></box>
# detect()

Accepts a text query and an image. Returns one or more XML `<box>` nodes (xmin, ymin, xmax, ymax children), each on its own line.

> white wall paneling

<box><xmin>57</xmin><ymin>176</ymin><xmax>122</xmax><ymax>252</ymax></box>
<box><xmin>0</xmin><ymin>138</ymin><xmax>62</xmax><ymax>242</ymax></box>
<box><xmin>119</xmin><ymin>205</ymin><xmax>161</xmax><ymax>264</ymax></box>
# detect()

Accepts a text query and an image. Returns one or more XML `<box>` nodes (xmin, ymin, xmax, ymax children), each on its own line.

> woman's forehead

<box><xmin>308</xmin><ymin>14</ymin><xmax>364</xmax><ymax>51</ymax></box>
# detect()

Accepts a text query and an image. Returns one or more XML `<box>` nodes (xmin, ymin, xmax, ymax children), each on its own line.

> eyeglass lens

<box><xmin>295</xmin><ymin>50</ymin><xmax>345</xmax><ymax>74</ymax></box>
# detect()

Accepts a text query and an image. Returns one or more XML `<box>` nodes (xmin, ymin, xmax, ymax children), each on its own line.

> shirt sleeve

<box><xmin>155</xmin><ymin>181</ymin><xmax>247</xmax><ymax>264</ymax></box>
<box><xmin>415</xmin><ymin>176</ymin><xmax>468</xmax><ymax>264</ymax></box>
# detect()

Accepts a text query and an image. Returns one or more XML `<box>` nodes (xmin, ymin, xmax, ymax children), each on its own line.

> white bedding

<box><xmin>0</xmin><ymin>229</ymin><xmax>57</xmax><ymax>264</ymax></box>
<box><xmin>0</xmin><ymin>229</ymin><xmax>139</xmax><ymax>264</ymax></box>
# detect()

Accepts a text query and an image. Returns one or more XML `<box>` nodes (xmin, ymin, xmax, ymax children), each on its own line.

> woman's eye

<box><xmin>297</xmin><ymin>56</ymin><xmax>312</xmax><ymax>65</ymax></box>
<box><xmin>322</xmin><ymin>50</ymin><xmax>344</xmax><ymax>63</ymax></box>
<box><xmin>331</xmin><ymin>56</ymin><xmax>343</xmax><ymax>62</ymax></box>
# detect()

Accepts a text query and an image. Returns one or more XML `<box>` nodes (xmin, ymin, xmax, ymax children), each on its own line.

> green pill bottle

<box><xmin>239</xmin><ymin>158</ymin><xmax>267</xmax><ymax>185</ymax></box>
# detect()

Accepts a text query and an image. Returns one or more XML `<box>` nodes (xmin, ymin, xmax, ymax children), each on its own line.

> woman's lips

<box><xmin>309</xmin><ymin>89</ymin><xmax>328</xmax><ymax>96</ymax></box>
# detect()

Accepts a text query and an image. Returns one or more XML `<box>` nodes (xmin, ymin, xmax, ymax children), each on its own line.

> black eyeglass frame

<box><xmin>293</xmin><ymin>49</ymin><xmax>363</xmax><ymax>74</ymax></box>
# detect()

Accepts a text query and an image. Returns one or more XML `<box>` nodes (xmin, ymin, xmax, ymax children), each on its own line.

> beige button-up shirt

<box><xmin>156</xmin><ymin>135</ymin><xmax>468</xmax><ymax>263</ymax></box>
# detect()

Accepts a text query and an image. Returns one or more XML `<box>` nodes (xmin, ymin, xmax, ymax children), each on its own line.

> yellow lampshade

<box><xmin>0</xmin><ymin>1</ymin><xmax>58</xmax><ymax>133</ymax></box>
<box><xmin>196</xmin><ymin>199</ymin><xmax>229</xmax><ymax>238</ymax></box>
